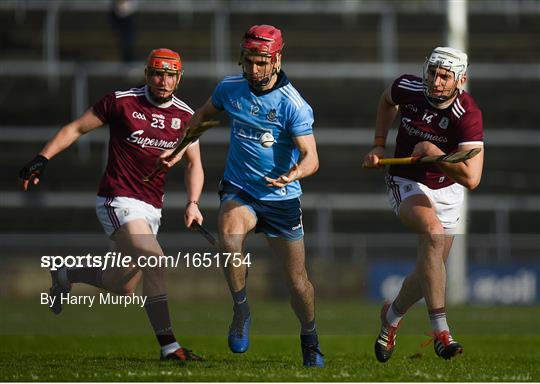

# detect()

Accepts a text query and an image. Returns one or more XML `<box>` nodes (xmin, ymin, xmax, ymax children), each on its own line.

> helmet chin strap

<box><xmin>148</xmin><ymin>90</ymin><xmax>174</xmax><ymax>104</ymax></box>
<box><xmin>425</xmin><ymin>86</ymin><xmax>459</xmax><ymax>108</ymax></box>
<box><xmin>243</xmin><ymin>66</ymin><xmax>279</xmax><ymax>90</ymax></box>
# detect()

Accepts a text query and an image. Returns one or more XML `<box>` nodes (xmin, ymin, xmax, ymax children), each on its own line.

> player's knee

<box><xmin>423</xmin><ymin>221</ymin><xmax>445</xmax><ymax>236</ymax></box>
<box><xmin>420</xmin><ymin>232</ymin><xmax>446</xmax><ymax>251</ymax></box>
<box><xmin>119</xmin><ymin>285</ymin><xmax>136</xmax><ymax>295</ymax></box>
<box><xmin>109</xmin><ymin>281</ymin><xmax>137</xmax><ymax>295</ymax></box>
<box><xmin>219</xmin><ymin>235</ymin><xmax>243</xmax><ymax>253</ymax></box>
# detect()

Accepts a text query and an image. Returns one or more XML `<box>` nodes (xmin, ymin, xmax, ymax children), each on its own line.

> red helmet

<box><xmin>241</xmin><ymin>25</ymin><xmax>283</xmax><ymax>61</ymax></box>
<box><xmin>146</xmin><ymin>48</ymin><xmax>182</xmax><ymax>74</ymax></box>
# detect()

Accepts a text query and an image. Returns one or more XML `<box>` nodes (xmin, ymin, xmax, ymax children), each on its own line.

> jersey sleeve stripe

<box><xmin>114</xmin><ymin>90</ymin><xmax>145</xmax><ymax>96</ymax></box>
<box><xmin>223</xmin><ymin>75</ymin><xmax>243</xmax><ymax>81</ymax></box>
<box><xmin>455</xmin><ymin>98</ymin><xmax>466</xmax><ymax>114</ymax></box>
<box><xmin>172</xmin><ymin>97</ymin><xmax>195</xmax><ymax>114</ymax></box>
<box><xmin>397</xmin><ymin>85</ymin><xmax>423</xmax><ymax>92</ymax></box>
<box><xmin>114</xmin><ymin>87</ymin><xmax>145</xmax><ymax>96</ymax></box>
<box><xmin>172</xmin><ymin>101</ymin><xmax>195</xmax><ymax>115</ymax></box>
<box><xmin>451</xmin><ymin>104</ymin><xmax>465</xmax><ymax>119</ymax></box>
<box><xmin>400</xmin><ymin>78</ymin><xmax>423</xmax><ymax>85</ymax></box>
<box><xmin>451</xmin><ymin>108</ymin><xmax>462</xmax><ymax>119</ymax></box>
<box><xmin>115</xmin><ymin>92</ymin><xmax>145</xmax><ymax>99</ymax></box>
<box><xmin>223</xmin><ymin>77</ymin><xmax>247</xmax><ymax>83</ymax></box>
<box><xmin>279</xmin><ymin>88</ymin><xmax>301</xmax><ymax>109</ymax></box>
<box><xmin>287</xmin><ymin>85</ymin><xmax>306</xmax><ymax>105</ymax></box>
<box><xmin>281</xmin><ymin>85</ymin><xmax>304</xmax><ymax>108</ymax></box>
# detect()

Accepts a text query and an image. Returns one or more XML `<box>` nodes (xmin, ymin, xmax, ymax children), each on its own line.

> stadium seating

<box><xmin>1</xmin><ymin>5</ymin><xmax>538</xmax><ymax>239</ymax></box>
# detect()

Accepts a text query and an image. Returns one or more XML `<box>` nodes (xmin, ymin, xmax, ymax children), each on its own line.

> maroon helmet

<box><xmin>241</xmin><ymin>24</ymin><xmax>283</xmax><ymax>62</ymax></box>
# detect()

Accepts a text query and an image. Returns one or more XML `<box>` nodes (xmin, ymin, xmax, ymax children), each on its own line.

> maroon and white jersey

<box><xmin>92</xmin><ymin>85</ymin><xmax>194</xmax><ymax>208</ymax></box>
<box><xmin>389</xmin><ymin>74</ymin><xmax>483</xmax><ymax>189</ymax></box>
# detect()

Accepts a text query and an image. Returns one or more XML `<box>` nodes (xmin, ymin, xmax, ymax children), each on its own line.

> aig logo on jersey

<box><xmin>439</xmin><ymin>117</ymin><xmax>449</xmax><ymax>129</ymax></box>
<box><xmin>171</xmin><ymin>118</ymin><xmax>182</xmax><ymax>130</ymax></box>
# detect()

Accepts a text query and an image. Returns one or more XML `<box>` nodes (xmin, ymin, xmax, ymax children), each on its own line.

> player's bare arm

<box><xmin>183</xmin><ymin>141</ymin><xmax>204</xmax><ymax>227</ymax></box>
<box><xmin>363</xmin><ymin>85</ymin><xmax>399</xmax><ymax>168</ymax></box>
<box><xmin>265</xmin><ymin>134</ymin><xmax>319</xmax><ymax>188</ymax></box>
<box><xmin>19</xmin><ymin>109</ymin><xmax>104</xmax><ymax>190</ymax></box>
<box><xmin>41</xmin><ymin>109</ymin><xmax>104</xmax><ymax>159</ymax></box>
<box><xmin>159</xmin><ymin>97</ymin><xmax>221</xmax><ymax>168</ymax></box>
<box><xmin>412</xmin><ymin>141</ymin><xmax>484</xmax><ymax>190</ymax></box>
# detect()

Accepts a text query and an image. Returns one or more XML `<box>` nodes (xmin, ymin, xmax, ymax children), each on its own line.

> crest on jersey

<box><xmin>171</xmin><ymin>118</ymin><xmax>182</xmax><ymax>130</ymax></box>
<box><xmin>267</xmin><ymin>109</ymin><xmax>277</xmax><ymax>122</ymax></box>
<box><xmin>439</xmin><ymin>117</ymin><xmax>449</xmax><ymax>129</ymax></box>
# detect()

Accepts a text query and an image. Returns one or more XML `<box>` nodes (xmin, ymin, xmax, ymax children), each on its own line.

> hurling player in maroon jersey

<box><xmin>363</xmin><ymin>47</ymin><xmax>484</xmax><ymax>362</ymax></box>
<box><xmin>19</xmin><ymin>48</ymin><xmax>204</xmax><ymax>362</ymax></box>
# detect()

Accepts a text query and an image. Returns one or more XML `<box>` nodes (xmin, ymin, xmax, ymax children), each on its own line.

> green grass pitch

<box><xmin>1</xmin><ymin>298</ymin><xmax>539</xmax><ymax>381</ymax></box>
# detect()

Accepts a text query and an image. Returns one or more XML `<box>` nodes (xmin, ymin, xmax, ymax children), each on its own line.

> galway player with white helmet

<box><xmin>19</xmin><ymin>48</ymin><xmax>205</xmax><ymax>363</ymax></box>
<box><xmin>363</xmin><ymin>47</ymin><xmax>484</xmax><ymax>361</ymax></box>
<box><xmin>161</xmin><ymin>25</ymin><xmax>324</xmax><ymax>367</ymax></box>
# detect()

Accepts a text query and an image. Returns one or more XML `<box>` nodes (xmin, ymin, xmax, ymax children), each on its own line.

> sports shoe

<box><xmin>49</xmin><ymin>268</ymin><xmax>71</xmax><ymax>315</ymax></box>
<box><xmin>228</xmin><ymin>312</ymin><xmax>251</xmax><ymax>353</ymax></box>
<box><xmin>301</xmin><ymin>335</ymin><xmax>324</xmax><ymax>367</ymax></box>
<box><xmin>433</xmin><ymin>330</ymin><xmax>463</xmax><ymax>360</ymax></box>
<box><xmin>161</xmin><ymin>347</ymin><xmax>204</xmax><ymax>362</ymax></box>
<box><xmin>374</xmin><ymin>302</ymin><xmax>400</xmax><ymax>363</ymax></box>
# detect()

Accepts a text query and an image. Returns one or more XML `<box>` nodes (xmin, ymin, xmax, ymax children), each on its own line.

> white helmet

<box><xmin>423</xmin><ymin>47</ymin><xmax>468</xmax><ymax>105</ymax></box>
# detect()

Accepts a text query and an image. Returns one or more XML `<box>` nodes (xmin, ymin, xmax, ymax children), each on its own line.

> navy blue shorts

<box><xmin>219</xmin><ymin>180</ymin><xmax>304</xmax><ymax>241</ymax></box>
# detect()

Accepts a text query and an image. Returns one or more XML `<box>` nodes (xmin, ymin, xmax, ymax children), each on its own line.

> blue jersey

<box><xmin>211</xmin><ymin>72</ymin><xmax>314</xmax><ymax>201</ymax></box>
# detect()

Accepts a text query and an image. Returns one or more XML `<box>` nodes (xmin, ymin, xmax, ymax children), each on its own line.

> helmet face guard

<box><xmin>145</xmin><ymin>48</ymin><xmax>183</xmax><ymax>102</ymax></box>
<box><xmin>422</xmin><ymin>47</ymin><xmax>468</xmax><ymax>106</ymax></box>
<box><xmin>239</xmin><ymin>51</ymin><xmax>280</xmax><ymax>88</ymax></box>
<box><xmin>239</xmin><ymin>25</ymin><xmax>283</xmax><ymax>89</ymax></box>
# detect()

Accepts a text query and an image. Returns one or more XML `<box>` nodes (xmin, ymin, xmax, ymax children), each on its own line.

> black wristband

<box><xmin>185</xmin><ymin>201</ymin><xmax>199</xmax><ymax>209</ymax></box>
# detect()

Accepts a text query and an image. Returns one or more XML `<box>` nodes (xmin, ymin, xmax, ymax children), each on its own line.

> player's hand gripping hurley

<box><xmin>143</xmin><ymin>120</ymin><xmax>219</xmax><ymax>182</ymax></box>
<box><xmin>368</xmin><ymin>147</ymin><xmax>481</xmax><ymax>167</ymax></box>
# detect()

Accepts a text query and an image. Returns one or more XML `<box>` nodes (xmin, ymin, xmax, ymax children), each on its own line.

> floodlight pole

<box><xmin>446</xmin><ymin>0</ymin><xmax>468</xmax><ymax>304</ymax></box>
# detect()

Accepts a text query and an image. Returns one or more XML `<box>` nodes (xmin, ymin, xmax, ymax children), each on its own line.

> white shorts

<box><xmin>96</xmin><ymin>196</ymin><xmax>162</xmax><ymax>237</ymax></box>
<box><xmin>385</xmin><ymin>175</ymin><xmax>464</xmax><ymax>233</ymax></box>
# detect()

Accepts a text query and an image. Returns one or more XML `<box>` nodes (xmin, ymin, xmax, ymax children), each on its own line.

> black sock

<box><xmin>232</xmin><ymin>287</ymin><xmax>250</xmax><ymax>317</ymax></box>
<box><xmin>144</xmin><ymin>294</ymin><xmax>177</xmax><ymax>347</ymax></box>
<box><xmin>301</xmin><ymin>333</ymin><xmax>319</xmax><ymax>346</ymax></box>
<box><xmin>67</xmin><ymin>267</ymin><xmax>103</xmax><ymax>288</ymax></box>
<box><xmin>301</xmin><ymin>319</ymin><xmax>317</xmax><ymax>335</ymax></box>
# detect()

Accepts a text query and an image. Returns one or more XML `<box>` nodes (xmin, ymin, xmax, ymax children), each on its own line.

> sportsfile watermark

<box><xmin>41</xmin><ymin>252</ymin><xmax>252</xmax><ymax>270</ymax></box>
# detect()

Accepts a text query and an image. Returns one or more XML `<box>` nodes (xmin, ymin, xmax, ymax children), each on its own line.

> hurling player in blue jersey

<box><xmin>162</xmin><ymin>25</ymin><xmax>323</xmax><ymax>367</ymax></box>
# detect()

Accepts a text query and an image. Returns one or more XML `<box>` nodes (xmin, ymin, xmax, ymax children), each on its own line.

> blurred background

<box><xmin>0</xmin><ymin>0</ymin><xmax>539</xmax><ymax>306</ymax></box>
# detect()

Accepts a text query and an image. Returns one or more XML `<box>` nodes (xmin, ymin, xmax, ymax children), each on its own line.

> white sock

<box><xmin>161</xmin><ymin>341</ymin><xmax>181</xmax><ymax>357</ymax></box>
<box><xmin>429</xmin><ymin>308</ymin><xmax>450</xmax><ymax>333</ymax></box>
<box><xmin>385</xmin><ymin>302</ymin><xmax>404</xmax><ymax>328</ymax></box>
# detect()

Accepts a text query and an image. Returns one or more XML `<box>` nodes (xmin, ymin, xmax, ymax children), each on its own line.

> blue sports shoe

<box><xmin>228</xmin><ymin>312</ymin><xmax>251</xmax><ymax>353</ymax></box>
<box><xmin>301</xmin><ymin>334</ymin><xmax>324</xmax><ymax>367</ymax></box>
